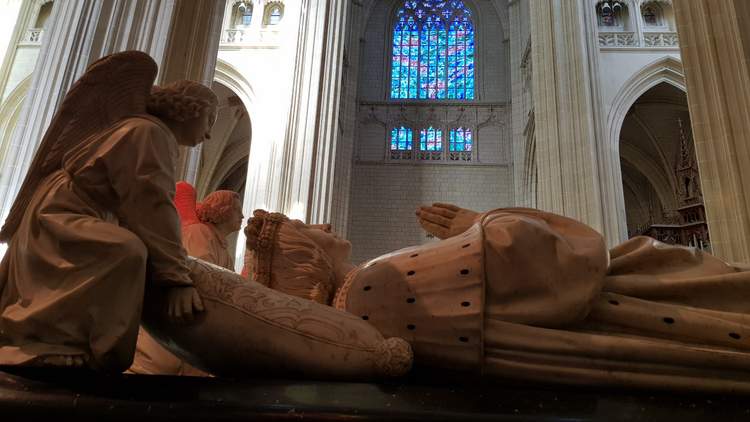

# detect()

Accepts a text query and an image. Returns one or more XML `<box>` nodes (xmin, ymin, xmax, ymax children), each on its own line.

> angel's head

<box><xmin>148</xmin><ymin>80</ymin><xmax>218</xmax><ymax>147</ymax></box>
<box><xmin>197</xmin><ymin>190</ymin><xmax>243</xmax><ymax>236</ymax></box>
<box><xmin>244</xmin><ymin>210</ymin><xmax>352</xmax><ymax>305</ymax></box>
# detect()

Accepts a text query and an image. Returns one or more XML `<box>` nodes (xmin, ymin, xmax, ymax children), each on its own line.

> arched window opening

<box><xmin>265</xmin><ymin>3</ymin><xmax>284</xmax><ymax>26</ymax></box>
<box><xmin>640</xmin><ymin>1</ymin><xmax>674</xmax><ymax>31</ymax></box>
<box><xmin>390</xmin><ymin>0</ymin><xmax>475</xmax><ymax>100</ymax></box>
<box><xmin>642</xmin><ymin>5</ymin><xmax>660</xmax><ymax>26</ymax></box>
<box><xmin>596</xmin><ymin>1</ymin><xmax>627</xmax><ymax>28</ymax></box>
<box><xmin>449</xmin><ymin>127</ymin><xmax>472</xmax><ymax>151</ymax></box>
<box><xmin>34</xmin><ymin>1</ymin><xmax>53</xmax><ymax>29</ymax></box>
<box><xmin>619</xmin><ymin>83</ymin><xmax>709</xmax><ymax>251</ymax></box>
<box><xmin>391</xmin><ymin>126</ymin><xmax>413</xmax><ymax>151</ymax></box>
<box><xmin>419</xmin><ymin>127</ymin><xmax>442</xmax><ymax>151</ymax></box>
<box><xmin>231</xmin><ymin>1</ymin><xmax>253</xmax><ymax>28</ymax></box>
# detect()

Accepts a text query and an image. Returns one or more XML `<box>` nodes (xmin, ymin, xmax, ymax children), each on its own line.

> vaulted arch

<box><xmin>0</xmin><ymin>76</ymin><xmax>31</xmax><ymax>168</ymax></box>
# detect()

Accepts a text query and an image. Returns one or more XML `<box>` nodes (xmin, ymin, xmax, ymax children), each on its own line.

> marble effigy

<box><xmin>142</xmin><ymin>257</ymin><xmax>412</xmax><ymax>379</ymax></box>
<box><xmin>246</xmin><ymin>203</ymin><xmax>750</xmax><ymax>393</ymax></box>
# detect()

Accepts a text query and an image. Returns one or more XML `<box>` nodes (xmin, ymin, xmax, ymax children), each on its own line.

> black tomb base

<box><xmin>1</xmin><ymin>366</ymin><xmax>748</xmax><ymax>421</ymax></box>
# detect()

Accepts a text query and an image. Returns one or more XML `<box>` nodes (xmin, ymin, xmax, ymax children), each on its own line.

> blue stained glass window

<box><xmin>391</xmin><ymin>0</ymin><xmax>474</xmax><ymax>100</ymax></box>
<box><xmin>391</xmin><ymin>126</ymin><xmax>413</xmax><ymax>150</ymax></box>
<box><xmin>242</xmin><ymin>7</ymin><xmax>252</xmax><ymax>26</ymax></box>
<box><xmin>449</xmin><ymin>127</ymin><xmax>472</xmax><ymax>151</ymax></box>
<box><xmin>420</xmin><ymin>127</ymin><xmax>443</xmax><ymax>151</ymax></box>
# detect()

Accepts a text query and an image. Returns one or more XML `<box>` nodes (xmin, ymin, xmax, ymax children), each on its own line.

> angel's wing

<box><xmin>175</xmin><ymin>181</ymin><xmax>200</xmax><ymax>227</ymax></box>
<box><xmin>0</xmin><ymin>51</ymin><xmax>158</xmax><ymax>241</ymax></box>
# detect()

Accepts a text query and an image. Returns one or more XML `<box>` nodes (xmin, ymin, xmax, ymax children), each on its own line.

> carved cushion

<box><xmin>142</xmin><ymin>257</ymin><xmax>412</xmax><ymax>379</ymax></box>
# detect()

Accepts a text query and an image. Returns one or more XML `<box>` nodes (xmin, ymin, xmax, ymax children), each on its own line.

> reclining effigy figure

<box><xmin>0</xmin><ymin>51</ymin><xmax>413</xmax><ymax>379</ymax></box>
<box><xmin>245</xmin><ymin>204</ymin><xmax>750</xmax><ymax>393</ymax></box>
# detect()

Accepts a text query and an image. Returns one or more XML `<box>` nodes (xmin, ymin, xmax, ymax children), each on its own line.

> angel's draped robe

<box><xmin>0</xmin><ymin>115</ymin><xmax>192</xmax><ymax>372</ymax></box>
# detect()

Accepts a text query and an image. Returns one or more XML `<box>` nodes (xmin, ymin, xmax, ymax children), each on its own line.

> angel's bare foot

<box><xmin>415</xmin><ymin>203</ymin><xmax>481</xmax><ymax>239</ymax></box>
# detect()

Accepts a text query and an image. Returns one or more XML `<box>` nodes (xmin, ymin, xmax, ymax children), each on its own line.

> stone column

<box><xmin>529</xmin><ymin>0</ymin><xmax>605</xmax><ymax>235</ymax></box>
<box><xmin>673</xmin><ymin>0</ymin><xmax>750</xmax><ymax>263</ymax></box>
<box><xmin>157</xmin><ymin>0</ymin><xmax>224</xmax><ymax>183</ymax></box>
<box><xmin>276</xmin><ymin>0</ymin><xmax>349</xmax><ymax>224</ymax></box>
<box><xmin>0</xmin><ymin>0</ymin><xmax>223</xmax><ymax>238</ymax></box>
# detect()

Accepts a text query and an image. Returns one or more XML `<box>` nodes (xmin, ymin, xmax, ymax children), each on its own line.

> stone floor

<box><xmin>1</xmin><ymin>366</ymin><xmax>748</xmax><ymax>421</ymax></box>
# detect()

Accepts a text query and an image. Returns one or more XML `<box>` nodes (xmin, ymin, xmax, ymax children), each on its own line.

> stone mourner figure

<box><xmin>179</xmin><ymin>182</ymin><xmax>244</xmax><ymax>271</ymax></box>
<box><xmin>245</xmin><ymin>203</ymin><xmax>750</xmax><ymax>394</ymax></box>
<box><xmin>0</xmin><ymin>51</ymin><xmax>412</xmax><ymax>379</ymax></box>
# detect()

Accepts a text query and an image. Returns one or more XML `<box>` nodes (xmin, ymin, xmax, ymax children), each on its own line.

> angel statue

<box><xmin>0</xmin><ymin>51</ymin><xmax>413</xmax><ymax>379</ymax></box>
<box><xmin>244</xmin><ymin>203</ymin><xmax>750</xmax><ymax>393</ymax></box>
<box><xmin>175</xmin><ymin>181</ymin><xmax>243</xmax><ymax>271</ymax></box>
<box><xmin>0</xmin><ymin>51</ymin><xmax>217</xmax><ymax>371</ymax></box>
<box><xmin>129</xmin><ymin>181</ymin><xmax>242</xmax><ymax>376</ymax></box>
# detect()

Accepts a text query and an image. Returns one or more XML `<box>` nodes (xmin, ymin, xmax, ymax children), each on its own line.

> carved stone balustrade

<box><xmin>20</xmin><ymin>28</ymin><xmax>43</xmax><ymax>45</ymax></box>
<box><xmin>598</xmin><ymin>31</ymin><xmax>637</xmax><ymax>47</ymax></box>
<box><xmin>643</xmin><ymin>31</ymin><xmax>680</xmax><ymax>47</ymax></box>
<box><xmin>223</xmin><ymin>28</ymin><xmax>245</xmax><ymax>43</ymax></box>
<box><xmin>598</xmin><ymin>31</ymin><xmax>680</xmax><ymax>48</ymax></box>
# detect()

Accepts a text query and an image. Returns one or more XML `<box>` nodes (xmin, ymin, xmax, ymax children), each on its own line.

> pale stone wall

<box><xmin>347</xmin><ymin>0</ymin><xmax>513</xmax><ymax>262</ymax></box>
<box><xmin>349</xmin><ymin>163</ymin><xmax>512</xmax><ymax>264</ymax></box>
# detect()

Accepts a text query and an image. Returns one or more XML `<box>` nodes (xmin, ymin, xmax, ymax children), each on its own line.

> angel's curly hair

<box><xmin>147</xmin><ymin>80</ymin><xmax>218</xmax><ymax>122</ymax></box>
<box><xmin>196</xmin><ymin>190</ymin><xmax>240</xmax><ymax>225</ymax></box>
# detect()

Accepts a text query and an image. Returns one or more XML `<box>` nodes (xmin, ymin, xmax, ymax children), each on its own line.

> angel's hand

<box><xmin>415</xmin><ymin>203</ymin><xmax>481</xmax><ymax>239</ymax></box>
<box><xmin>167</xmin><ymin>286</ymin><xmax>205</xmax><ymax>324</ymax></box>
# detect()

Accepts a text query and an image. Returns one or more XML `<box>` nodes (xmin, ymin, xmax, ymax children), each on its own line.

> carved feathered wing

<box><xmin>174</xmin><ymin>181</ymin><xmax>200</xmax><ymax>227</ymax></box>
<box><xmin>0</xmin><ymin>51</ymin><xmax>158</xmax><ymax>242</ymax></box>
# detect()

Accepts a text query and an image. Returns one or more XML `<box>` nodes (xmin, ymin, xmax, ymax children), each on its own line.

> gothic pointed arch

<box><xmin>195</xmin><ymin>59</ymin><xmax>257</xmax><ymax>199</ymax></box>
<box><xmin>607</xmin><ymin>55</ymin><xmax>685</xmax><ymax>150</ymax></box>
<box><xmin>0</xmin><ymin>76</ymin><xmax>31</xmax><ymax>167</ymax></box>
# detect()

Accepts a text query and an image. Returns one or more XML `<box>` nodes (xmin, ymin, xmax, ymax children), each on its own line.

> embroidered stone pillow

<box><xmin>141</xmin><ymin>257</ymin><xmax>412</xmax><ymax>379</ymax></box>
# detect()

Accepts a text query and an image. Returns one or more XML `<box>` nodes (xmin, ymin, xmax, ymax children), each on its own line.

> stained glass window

<box><xmin>420</xmin><ymin>127</ymin><xmax>443</xmax><ymax>151</ymax></box>
<box><xmin>449</xmin><ymin>127</ymin><xmax>472</xmax><ymax>151</ymax></box>
<box><xmin>233</xmin><ymin>1</ymin><xmax>253</xmax><ymax>27</ymax></box>
<box><xmin>267</xmin><ymin>5</ymin><xmax>283</xmax><ymax>25</ymax></box>
<box><xmin>391</xmin><ymin>127</ymin><xmax>413</xmax><ymax>150</ymax></box>
<box><xmin>391</xmin><ymin>1</ymin><xmax>475</xmax><ymax>100</ymax></box>
<box><xmin>242</xmin><ymin>5</ymin><xmax>253</xmax><ymax>26</ymax></box>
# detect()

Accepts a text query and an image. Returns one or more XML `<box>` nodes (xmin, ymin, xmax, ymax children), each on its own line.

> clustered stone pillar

<box><xmin>528</xmin><ymin>0</ymin><xmax>605</xmax><ymax>236</ymax></box>
<box><xmin>275</xmin><ymin>0</ymin><xmax>349</xmax><ymax>224</ymax></box>
<box><xmin>673</xmin><ymin>0</ymin><xmax>750</xmax><ymax>263</ymax></box>
<box><xmin>0</xmin><ymin>0</ymin><xmax>223</xmax><ymax>245</ymax></box>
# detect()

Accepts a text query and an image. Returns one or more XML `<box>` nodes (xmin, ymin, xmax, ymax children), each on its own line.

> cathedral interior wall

<box><xmin>347</xmin><ymin>0</ymin><xmax>513</xmax><ymax>263</ymax></box>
